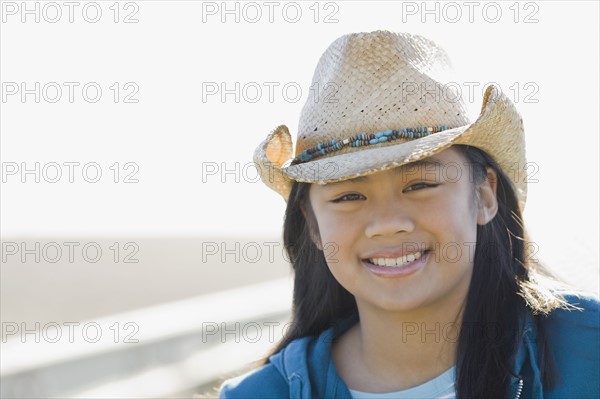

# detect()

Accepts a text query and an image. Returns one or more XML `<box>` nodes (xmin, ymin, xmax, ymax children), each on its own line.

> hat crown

<box><xmin>296</xmin><ymin>31</ymin><xmax>470</xmax><ymax>156</ymax></box>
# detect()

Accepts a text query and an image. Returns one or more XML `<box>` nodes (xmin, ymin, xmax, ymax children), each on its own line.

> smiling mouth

<box><xmin>365</xmin><ymin>250</ymin><xmax>430</xmax><ymax>268</ymax></box>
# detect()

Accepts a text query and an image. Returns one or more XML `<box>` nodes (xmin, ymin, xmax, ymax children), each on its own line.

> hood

<box><xmin>268</xmin><ymin>314</ymin><xmax>359</xmax><ymax>398</ymax></box>
<box><xmin>220</xmin><ymin>292</ymin><xmax>597</xmax><ymax>399</ymax></box>
<box><xmin>265</xmin><ymin>292</ymin><xmax>600</xmax><ymax>398</ymax></box>
<box><xmin>267</xmin><ymin>310</ymin><xmax>537</xmax><ymax>399</ymax></box>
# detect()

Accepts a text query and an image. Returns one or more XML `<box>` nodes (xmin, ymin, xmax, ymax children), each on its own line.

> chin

<box><xmin>370</xmin><ymin>292</ymin><xmax>434</xmax><ymax>313</ymax></box>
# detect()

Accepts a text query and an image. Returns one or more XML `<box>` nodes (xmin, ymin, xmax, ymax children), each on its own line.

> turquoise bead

<box><xmin>383</xmin><ymin>129</ymin><xmax>393</xmax><ymax>136</ymax></box>
<box><xmin>369</xmin><ymin>138</ymin><xmax>378</xmax><ymax>145</ymax></box>
<box><xmin>378</xmin><ymin>137</ymin><xmax>388</xmax><ymax>142</ymax></box>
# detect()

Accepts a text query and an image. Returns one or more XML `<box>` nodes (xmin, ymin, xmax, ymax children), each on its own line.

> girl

<box><xmin>219</xmin><ymin>31</ymin><xmax>599</xmax><ymax>399</ymax></box>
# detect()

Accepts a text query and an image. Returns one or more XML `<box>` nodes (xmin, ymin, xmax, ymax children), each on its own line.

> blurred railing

<box><xmin>1</xmin><ymin>278</ymin><xmax>293</xmax><ymax>399</ymax></box>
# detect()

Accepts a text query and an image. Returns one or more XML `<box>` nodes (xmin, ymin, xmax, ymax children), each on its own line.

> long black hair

<box><xmin>263</xmin><ymin>144</ymin><xmax>575</xmax><ymax>398</ymax></box>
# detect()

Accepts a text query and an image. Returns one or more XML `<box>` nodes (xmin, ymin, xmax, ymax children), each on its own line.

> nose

<box><xmin>364</xmin><ymin>198</ymin><xmax>415</xmax><ymax>238</ymax></box>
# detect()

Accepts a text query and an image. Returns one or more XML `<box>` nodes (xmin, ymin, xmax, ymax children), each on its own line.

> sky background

<box><xmin>2</xmin><ymin>1</ymin><xmax>598</xmax><ymax>288</ymax></box>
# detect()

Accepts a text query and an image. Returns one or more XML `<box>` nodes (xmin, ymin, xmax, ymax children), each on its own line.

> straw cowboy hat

<box><xmin>254</xmin><ymin>30</ymin><xmax>526</xmax><ymax>209</ymax></box>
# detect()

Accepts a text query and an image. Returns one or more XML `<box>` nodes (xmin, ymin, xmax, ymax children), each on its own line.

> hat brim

<box><xmin>254</xmin><ymin>85</ymin><xmax>526</xmax><ymax>208</ymax></box>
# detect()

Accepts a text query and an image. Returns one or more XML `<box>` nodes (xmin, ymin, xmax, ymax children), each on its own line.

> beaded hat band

<box><xmin>253</xmin><ymin>31</ymin><xmax>527</xmax><ymax>210</ymax></box>
<box><xmin>290</xmin><ymin>126</ymin><xmax>449</xmax><ymax>165</ymax></box>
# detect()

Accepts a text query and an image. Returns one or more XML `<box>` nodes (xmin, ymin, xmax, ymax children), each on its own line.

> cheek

<box><xmin>312</xmin><ymin>213</ymin><xmax>363</xmax><ymax>274</ymax></box>
<box><xmin>423</xmin><ymin>194</ymin><xmax>478</xmax><ymax>240</ymax></box>
<box><xmin>313</xmin><ymin>208</ymin><xmax>359</xmax><ymax>245</ymax></box>
<box><xmin>317</xmin><ymin>219</ymin><xmax>354</xmax><ymax>252</ymax></box>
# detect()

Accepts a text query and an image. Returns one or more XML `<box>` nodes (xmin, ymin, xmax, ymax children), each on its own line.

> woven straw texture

<box><xmin>253</xmin><ymin>31</ymin><xmax>526</xmax><ymax>208</ymax></box>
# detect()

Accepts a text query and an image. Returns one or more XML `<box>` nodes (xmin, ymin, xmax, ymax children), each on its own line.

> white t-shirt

<box><xmin>348</xmin><ymin>365</ymin><xmax>456</xmax><ymax>399</ymax></box>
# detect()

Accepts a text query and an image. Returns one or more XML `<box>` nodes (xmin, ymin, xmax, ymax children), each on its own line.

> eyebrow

<box><xmin>325</xmin><ymin>158</ymin><xmax>445</xmax><ymax>186</ymax></box>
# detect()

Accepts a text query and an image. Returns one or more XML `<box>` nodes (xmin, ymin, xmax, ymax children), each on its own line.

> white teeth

<box><xmin>369</xmin><ymin>251</ymin><xmax>423</xmax><ymax>267</ymax></box>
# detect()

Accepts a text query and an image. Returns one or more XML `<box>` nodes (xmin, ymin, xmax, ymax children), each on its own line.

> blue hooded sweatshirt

<box><xmin>219</xmin><ymin>293</ymin><xmax>599</xmax><ymax>398</ymax></box>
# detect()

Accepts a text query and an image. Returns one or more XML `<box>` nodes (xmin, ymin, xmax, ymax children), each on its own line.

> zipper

<box><xmin>514</xmin><ymin>378</ymin><xmax>524</xmax><ymax>399</ymax></box>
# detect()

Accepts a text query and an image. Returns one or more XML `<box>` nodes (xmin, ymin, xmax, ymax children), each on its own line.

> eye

<box><xmin>332</xmin><ymin>193</ymin><xmax>365</xmax><ymax>203</ymax></box>
<box><xmin>404</xmin><ymin>182</ymin><xmax>439</xmax><ymax>192</ymax></box>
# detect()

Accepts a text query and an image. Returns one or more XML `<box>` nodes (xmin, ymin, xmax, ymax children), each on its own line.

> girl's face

<box><xmin>307</xmin><ymin>147</ymin><xmax>497</xmax><ymax>313</ymax></box>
